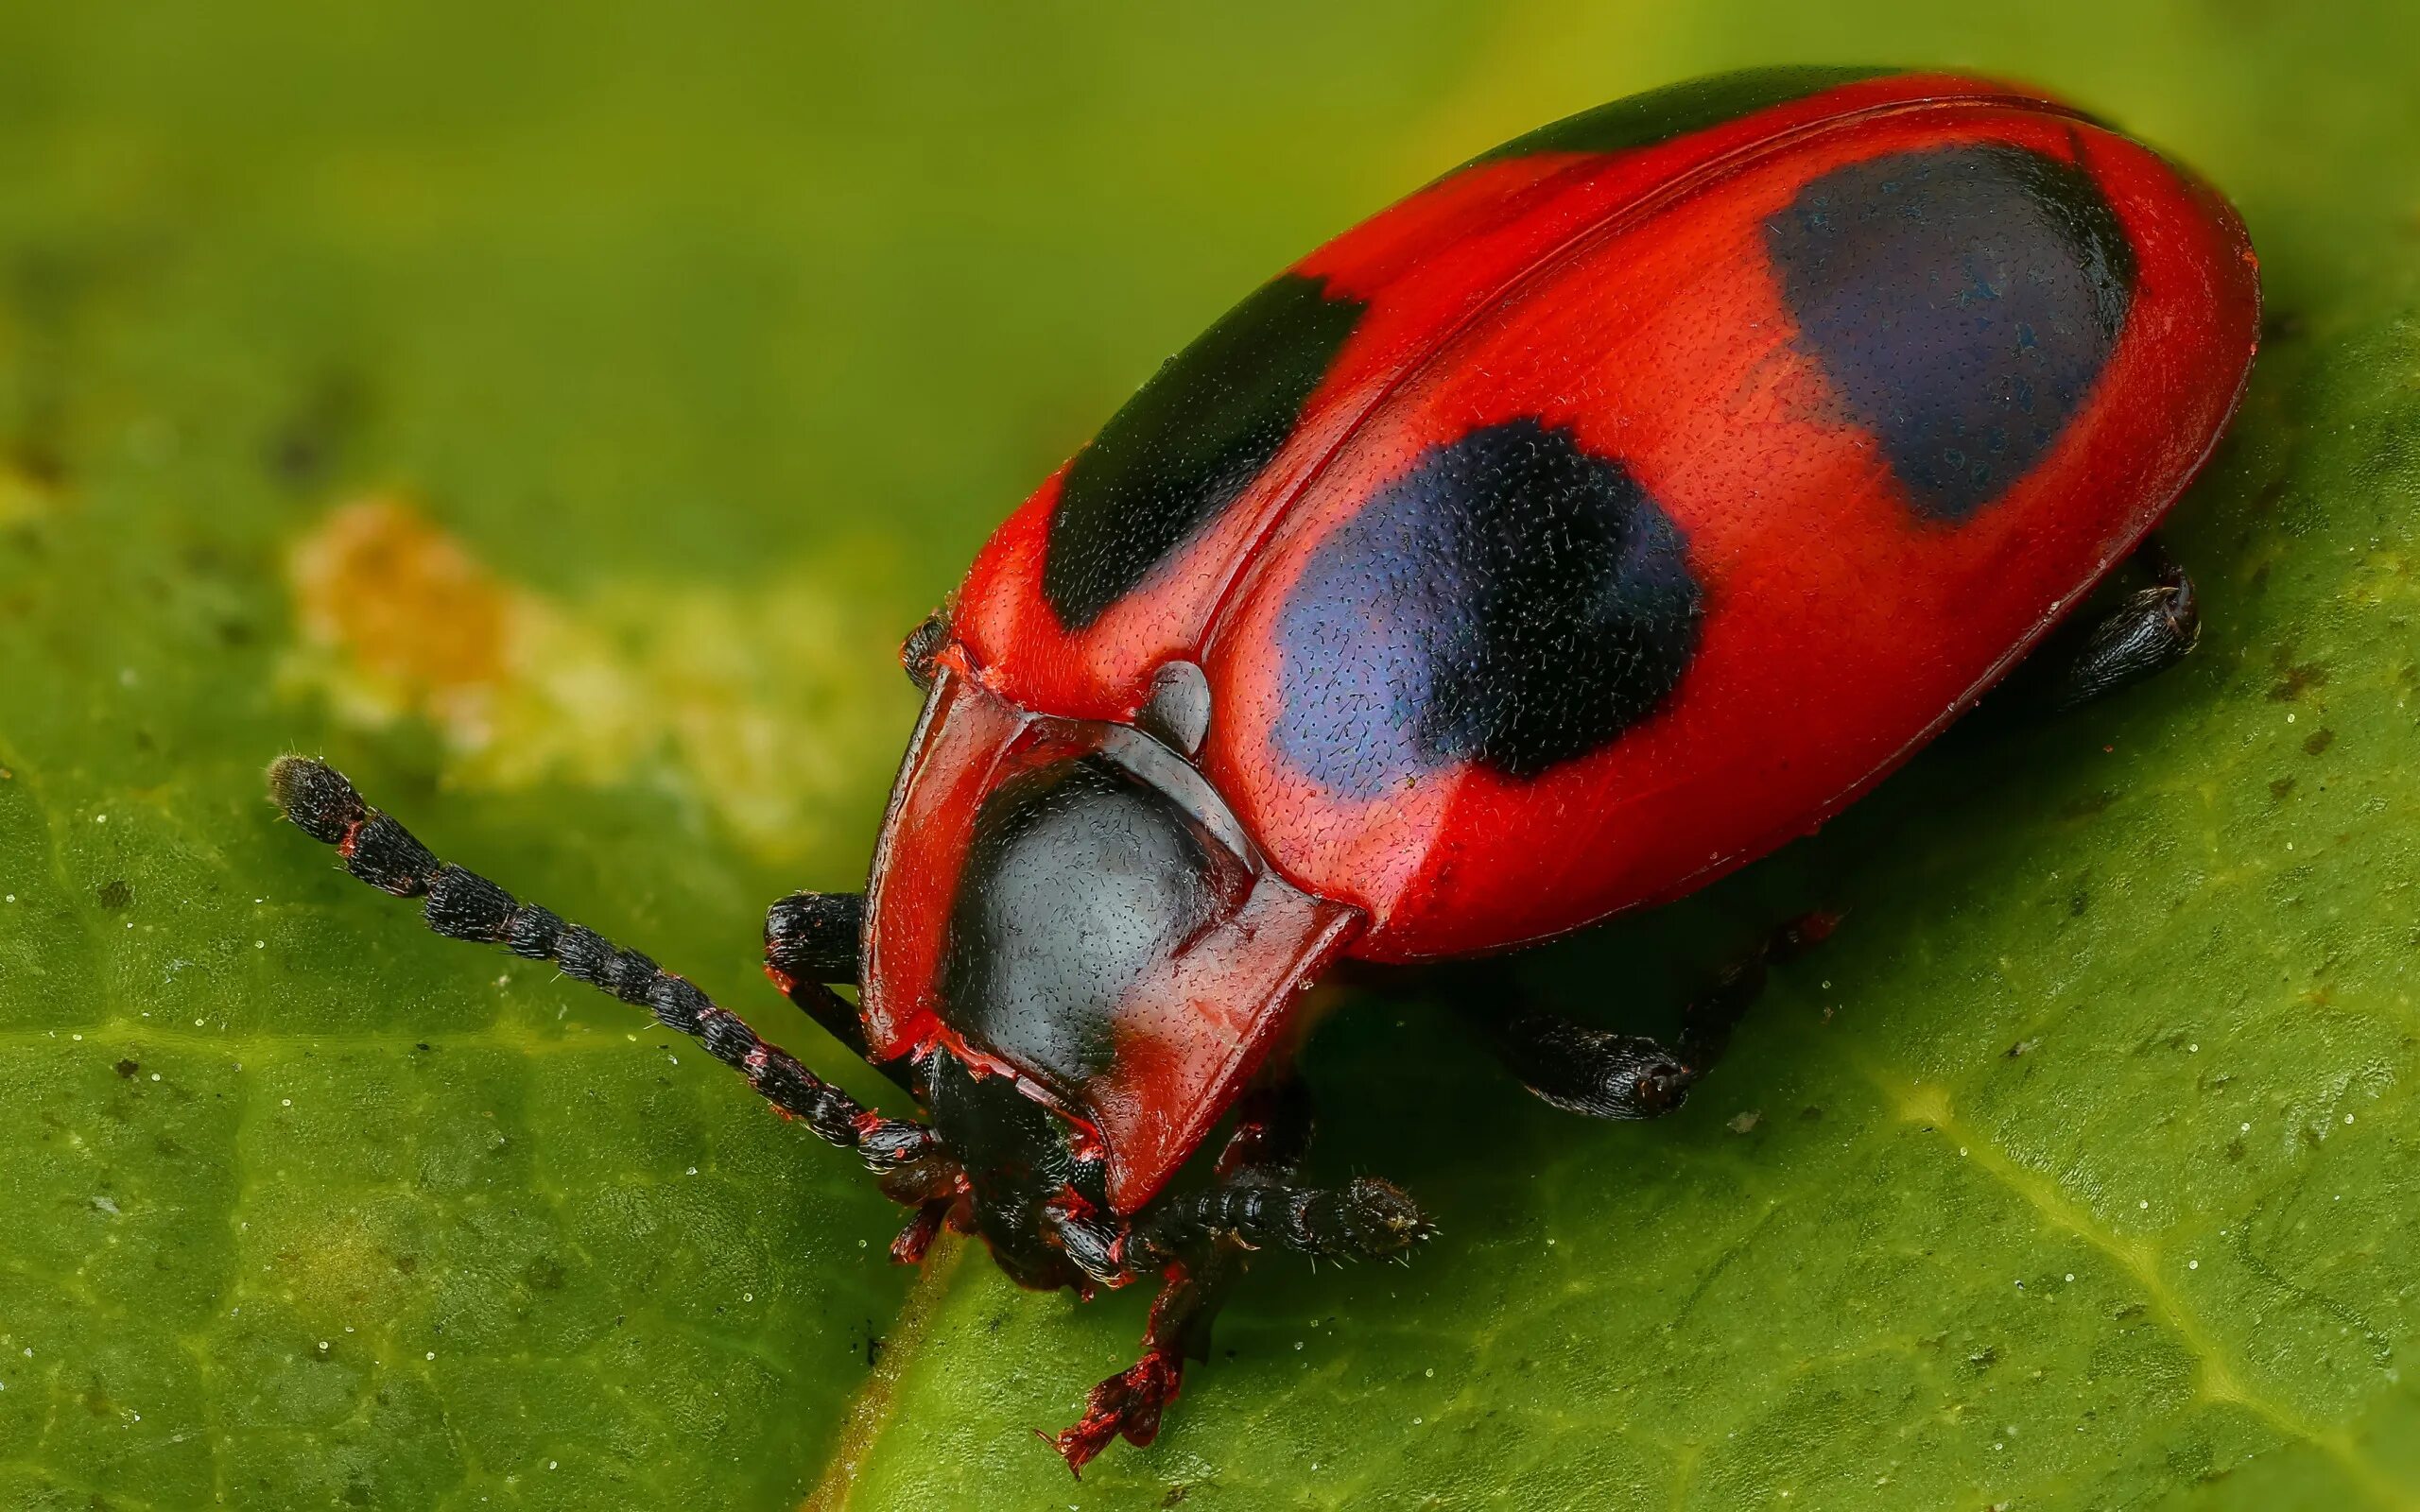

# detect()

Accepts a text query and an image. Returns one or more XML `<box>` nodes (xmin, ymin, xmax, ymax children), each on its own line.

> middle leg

<box><xmin>1464</xmin><ymin>911</ymin><xmax>1836</xmax><ymax>1121</ymax></box>
<box><xmin>1044</xmin><ymin>1080</ymin><xmax>1427</xmax><ymax>1474</ymax></box>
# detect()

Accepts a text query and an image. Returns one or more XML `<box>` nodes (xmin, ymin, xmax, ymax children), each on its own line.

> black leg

<box><xmin>2051</xmin><ymin>538</ymin><xmax>2201</xmax><ymax>711</ymax></box>
<box><xmin>765</xmin><ymin>891</ymin><xmax>862</xmax><ymax>986</ymax></box>
<box><xmin>1473</xmin><ymin>912</ymin><xmax>1835</xmax><ymax>1121</ymax></box>
<box><xmin>759</xmin><ymin>889</ymin><xmax>928</xmax><ymax>1097</ymax></box>
<box><xmin>1043</xmin><ymin>1080</ymin><xmax>1428</xmax><ymax>1475</ymax></box>
<box><xmin>268</xmin><ymin>756</ymin><xmax>957</xmax><ymax>1196</ymax></box>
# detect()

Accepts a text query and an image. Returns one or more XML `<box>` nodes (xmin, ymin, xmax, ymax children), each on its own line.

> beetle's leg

<box><xmin>2048</xmin><ymin>538</ymin><xmax>2201</xmax><ymax>711</ymax></box>
<box><xmin>1473</xmin><ymin>912</ymin><xmax>1836</xmax><ymax>1120</ymax></box>
<box><xmin>1044</xmin><ymin>1081</ymin><xmax>1430</xmax><ymax>1474</ymax></box>
<box><xmin>761</xmin><ymin>889</ymin><xmax>927</xmax><ymax>1097</ymax></box>
<box><xmin>268</xmin><ymin>756</ymin><xmax>960</xmax><ymax>1201</ymax></box>
<box><xmin>1047</xmin><ymin>1082</ymin><xmax>1312</xmax><ymax>1473</ymax></box>
<box><xmin>765</xmin><ymin>890</ymin><xmax>861</xmax><ymax>987</ymax></box>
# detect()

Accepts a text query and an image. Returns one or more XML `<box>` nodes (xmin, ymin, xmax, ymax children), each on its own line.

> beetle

<box><xmin>268</xmin><ymin>65</ymin><xmax>2259</xmax><ymax>1473</ymax></box>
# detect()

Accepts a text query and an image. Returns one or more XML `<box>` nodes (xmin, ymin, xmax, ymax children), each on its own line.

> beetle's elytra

<box><xmin>271</xmin><ymin>65</ymin><xmax>2257</xmax><ymax>1472</ymax></box>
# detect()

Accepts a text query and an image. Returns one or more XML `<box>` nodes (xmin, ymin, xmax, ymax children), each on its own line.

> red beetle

<box><xmin>270</xmin><ymin>65</ymin><xmax>2258</xmax><ymax>1472</ymax></box>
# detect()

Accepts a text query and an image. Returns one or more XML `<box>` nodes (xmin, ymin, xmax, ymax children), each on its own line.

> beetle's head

<box><xmin>859</xmin><ymin>647</ymin><xmax>1360</xmax><ymax>1267</ymax></box>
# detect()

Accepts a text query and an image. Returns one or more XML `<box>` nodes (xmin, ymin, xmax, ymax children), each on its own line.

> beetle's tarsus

<box><xmin>760</xmin><ymin>888</ymin><xmax>926</xmax><ymax>1095</ymax></box>
<box><xmin>1049</xmin><ymin>1077</ymin><xmax>1345</xmax><ymax>1470</ymax></box>
<box><xmin>889</xmin><ymin>1199</ymin><xmax>955</xmax><ymax>1265</ymax></box>
<box><xmin>1133</xmin><ymin>1174</ymin><xmax>1429</xmax><ymax>1263</ymax></box>
<box><xmin>1470</xmin><ymin>910</ymin><xmax>1837</xmax><ymax>1119</ymax></box>
<box><xmin>764</xmin><ymin>890</ymin><xmax>865</xmax><ymax>988</ymax></box>
<box><xmin>1046</xmin><ymin>1348</ymin><xmax>1183</xmax><ymax>1475</ymax></box>
<box><xmin>2049</xmin><ymin>539</ymin><xmax>2202</xmax><ymax>711</ymax></box>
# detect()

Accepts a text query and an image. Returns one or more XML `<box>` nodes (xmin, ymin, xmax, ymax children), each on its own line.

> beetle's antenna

<box><xmin>266</xmin><ymin>755</ymin><xmax>948</xmax><ymax>1182</ymax></box>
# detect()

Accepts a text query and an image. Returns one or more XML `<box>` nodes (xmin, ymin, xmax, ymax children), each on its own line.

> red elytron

<box><xmin>272</xmin><ymin>66</ymin><xmax>2258</xmax><ymax>1473</ymax></box>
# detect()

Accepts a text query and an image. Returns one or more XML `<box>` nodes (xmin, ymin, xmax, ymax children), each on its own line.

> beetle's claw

<box><xmin>1046</xmin><ymin>1350</ymin><xmax>1183</xmax><ymax>1476</ymax></box>
<box><xmin>1337</xmin><ymin>1176</ymin><xmax>1431</xmax><ymax>1258</ymax></box>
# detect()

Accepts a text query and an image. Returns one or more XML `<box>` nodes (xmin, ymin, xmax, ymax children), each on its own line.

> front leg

<box><xmin>1045</xmin><ymin>1080</ymin><xmax>1427</xmax><ymax>1475</ymax></box>
<box><xmin>764</xmin><ymin>890</ymin><xmax>862</xmax><ymax>987</ymax></box>
<box><xmin>761</xmin><ymin>891</ymin><xmax>925</xmax><ymax>1092</ymax></box>
<box><xmin>1469</xmin><ymin>912</ymin><xmax>1834</xmax><ymax>1120</ymax></box>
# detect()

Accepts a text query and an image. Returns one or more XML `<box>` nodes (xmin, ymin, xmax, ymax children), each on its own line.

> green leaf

<box><xmin>2</xmin><ymin>4</ymin><xmax>2417</xmax><ymax>1509</ymax></box>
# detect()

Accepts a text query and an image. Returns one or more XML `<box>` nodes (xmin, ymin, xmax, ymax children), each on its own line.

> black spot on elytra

<box><xmin>1043</xmin><ymin>273</ymin><xmax>1367</xmax><ymax>627</ymax></box>
<box><xmin>1474</xmin><ymin>66</ymin><xmax>1896</xmax><ymax>164</ymax></box>
<box><xmin>937</xmin><ymin>757</ymin><xmax>1236</xmax><ymax>1091</ymax></box>
<box><xmin>1272</xmin><ymin>418</ymin><xmax>1702</xmax><ymax>794</ymax></box>
<box><xmin>1766</xmin><ymin>144</ymin><xmax>2135</xmax><ymax>521</ymax></box>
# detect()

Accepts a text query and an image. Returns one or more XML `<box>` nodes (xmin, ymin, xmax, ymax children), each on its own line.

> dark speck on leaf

<box><xmin>113</xmin><ymin>1059</ymin><xmax>138</xmax><ymax>1079</ymax></box>
<box><xmin>96</xmin><ymin>879</ymin><xmax>132</xmax><ymax>911</ymax></box>
<box><xmin>268</xmin><ymin>369</ymin><xmax>370</xmax><ymax>490</ymax></box>
<box><xmin>2303</xmin><ymin>728</ymin><xmax>2335</xmax><ymax>756</ymax></box>
<box><xmin>13</xmin><ymin>442</ymin><xmax>61</xmax><ymax>489</ymax></box>
<box><xmin>2268</xmin><ymin>662</ymin><xmax>2329</xmax><ymax>700</ymax></box>
<box><xmin>2059</xmin><ymin>789</ymin><xmax>2118</xmax><ymax>820</ymax></box>
<box><xmin>2271</xmin><ymin>776</ymin><xmax>2298</xmax><ymax>800</ymax></box>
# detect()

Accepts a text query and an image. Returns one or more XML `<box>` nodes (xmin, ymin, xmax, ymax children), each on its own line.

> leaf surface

<box><xmin>1</xmin><ymin>3</ymin><xmax>2416</xmax><ymax>1508</ymax></box>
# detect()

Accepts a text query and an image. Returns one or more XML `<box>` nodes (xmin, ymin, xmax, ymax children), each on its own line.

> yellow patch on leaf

<box><xmin>0</xmin><ymin>463</ymin><xmax>58</xmax><ymax>526</ymax></box>
<box><xmin>282</xmin><ymin>496</ymin><xmax>911</xmax><ymax>861</ymax></box>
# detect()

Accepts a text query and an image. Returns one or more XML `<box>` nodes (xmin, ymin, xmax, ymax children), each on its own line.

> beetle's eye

<box><xmin>901</xmin><ymin>610</ymin><xmax>948</xmax><ymax>691</ymax></box>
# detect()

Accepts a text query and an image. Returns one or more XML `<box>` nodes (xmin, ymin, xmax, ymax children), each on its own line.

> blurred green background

<box><xmin>2</xmin><ymin>2</ymin><xmax>2418</xmax><ymax>1508</ymax></box>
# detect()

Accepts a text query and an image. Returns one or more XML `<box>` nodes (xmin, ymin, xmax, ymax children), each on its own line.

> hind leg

<box><xmin>1465</xmin><ymin>912</ymin><xmax>1836</xmax><ymax>1121</ymax></box>
<box><xmin>2049</xmin><ymin>538</ymin><xmax>2201</xmax><ymax>711</ymax></box>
